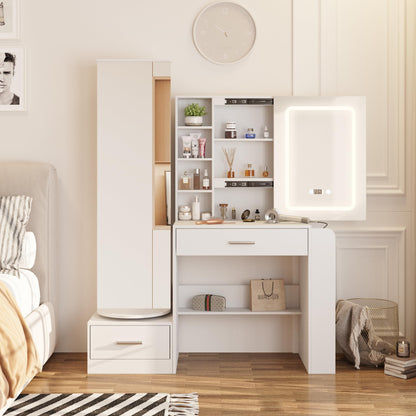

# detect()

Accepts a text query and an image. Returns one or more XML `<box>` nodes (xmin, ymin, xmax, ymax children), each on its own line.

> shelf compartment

<box><xmin>177</xmin><ymin>158</ymin><xmax>213</xmax><ymax>162</ymax></box>
<box><xmin>178</xmin><ymin>307</ymin><xmax>301</xmax><ymax>316</ymax></box>
<box><xmin>214</xmin><ymin>138</ymin><xmax>273</xmax><ymax>142</ymax></box>
<box><xmin>178</xmin><ymin>126</ymin><xmax>213</xmax><ymax>130</ymax></box>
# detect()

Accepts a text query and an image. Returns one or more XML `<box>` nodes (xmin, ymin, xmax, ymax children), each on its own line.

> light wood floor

<box><xmin>24</xmin><ymin>353</ymin><xmax>416</xmax><ymax>415</ymax></box>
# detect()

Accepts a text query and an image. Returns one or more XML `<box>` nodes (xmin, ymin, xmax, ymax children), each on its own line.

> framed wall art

<box><xmin>0</xmin><ymin>0</ymin><xmax>19</xmax><ymax>39</ymax></box>
<box><xmin>0</xmin><ymin>47</ymin><xmax>25</xmax><ymax>110</ymax></box>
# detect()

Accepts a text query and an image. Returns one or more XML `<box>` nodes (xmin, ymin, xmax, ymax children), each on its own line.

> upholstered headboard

<box><xmin>0</xmin><ymin>161</ymin><xmax>56</xmax><ymax>304</ymax></box>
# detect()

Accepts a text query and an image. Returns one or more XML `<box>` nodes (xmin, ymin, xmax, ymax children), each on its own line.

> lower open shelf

<box><xmin>177</xmin><ymin>307</ymin><xmax>301</xmax><ymax>316</ymax></box>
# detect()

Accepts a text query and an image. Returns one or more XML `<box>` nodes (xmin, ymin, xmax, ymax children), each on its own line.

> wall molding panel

<box><xmin>335</xmin><ymin>228</ymin><xmax>406</xmax><ymax>334</ymax></box>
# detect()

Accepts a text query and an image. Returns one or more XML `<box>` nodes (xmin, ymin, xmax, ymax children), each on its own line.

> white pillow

<box><xmin>20</xmin><ymin>231</ymin><xmax>37</xmax><ymax>269</ymax></box>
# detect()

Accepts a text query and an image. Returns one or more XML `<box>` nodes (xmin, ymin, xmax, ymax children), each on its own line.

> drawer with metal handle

<box><xmin>176</xmin><ymin>228</ymin><xmax>308</xmax><ymax>256</ymax></box>
<box><xmin>89</xmin><ymin>325</ymin><xmax>170</xmax><ymax>360</ymax></box>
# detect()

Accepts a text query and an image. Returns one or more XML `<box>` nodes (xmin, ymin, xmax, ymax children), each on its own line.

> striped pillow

<box><xmin>0</xmin><ymin>195</ymin><xmax>32</xmax><ymax>277</ymax></box>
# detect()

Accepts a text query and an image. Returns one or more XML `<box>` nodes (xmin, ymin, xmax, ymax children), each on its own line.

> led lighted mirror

<box><xmin>274</xmin><ymin>97</ymin><xmax>366</xmax><ymax>221</ymax></box>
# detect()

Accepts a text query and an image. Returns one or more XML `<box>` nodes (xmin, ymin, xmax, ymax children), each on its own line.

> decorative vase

<box><xmin>185</xmin><ymin>116</ymin><xmax>203</xmax><ymax>126</ymax></box>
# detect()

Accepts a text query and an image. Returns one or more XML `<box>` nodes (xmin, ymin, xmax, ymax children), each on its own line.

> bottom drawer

<box><xmin>90</xmin><ymin>325</ymin><xmax>170</xmax><ymax>360</ymax></box>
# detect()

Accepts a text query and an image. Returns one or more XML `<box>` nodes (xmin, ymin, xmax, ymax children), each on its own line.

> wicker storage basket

<box><xmin>348</xmin><ymin>298</ymin><xmax>399</xmax><ymax>343</ymax></box>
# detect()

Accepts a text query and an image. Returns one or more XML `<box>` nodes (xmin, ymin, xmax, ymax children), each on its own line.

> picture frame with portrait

<box><xmin>0</xmin><ymin>47</ymin><xmax>25</xmax><ymax>111</ymax></box>
<box><xmin>0</xmin><ymin>0</ymin><xmax>19</xmax><ymax>39</ymax></box>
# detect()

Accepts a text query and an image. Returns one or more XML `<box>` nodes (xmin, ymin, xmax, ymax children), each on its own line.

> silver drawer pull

<box><xmin>116</xmin><ymin>341</ymin><xmax>143</xmax><ymax>345</ymax></box>
<box><xmin>228</xmin><ymin>241</ymin><xmax>256</xmax><ymax>245</ymax></box>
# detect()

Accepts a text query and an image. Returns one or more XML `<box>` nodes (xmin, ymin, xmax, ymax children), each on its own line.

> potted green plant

<box><xmin>184</xmin><ymin>103</ymin><xmax>207</xmax><ymax>126</ymax></box>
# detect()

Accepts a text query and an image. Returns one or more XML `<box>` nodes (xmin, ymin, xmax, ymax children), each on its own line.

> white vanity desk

<box><xmin>173</xmin><ymin>221</ymin><xmax>336</xmax><ymax>374</ymax></box>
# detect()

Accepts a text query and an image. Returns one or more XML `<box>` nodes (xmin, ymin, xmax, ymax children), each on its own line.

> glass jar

<box><xmin>245</xmin><ymin>128</ymin><xmax>256</xmax><ymax>139</ymax></box>
<box><xmin>245</xmin><ymin>163</ymin><xmax>255</xmax><ymax>177</ymax></box>
<box><xmin>225</xmin><ymin>121</ymin><xmax>237</xmax><ymax>139</ymax></box>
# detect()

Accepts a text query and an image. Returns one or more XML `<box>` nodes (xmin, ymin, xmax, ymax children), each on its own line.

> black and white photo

<box><xmin>0</xmin><ymin>47</ymin><xmax>24</xmax><ymax>110</ymax></box>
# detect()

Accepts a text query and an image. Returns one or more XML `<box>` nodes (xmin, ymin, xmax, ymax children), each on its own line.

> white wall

<box><xmin>0</xmin><ymin>0</ymin><xmax>414</xmax><ymax>351</ymax></box>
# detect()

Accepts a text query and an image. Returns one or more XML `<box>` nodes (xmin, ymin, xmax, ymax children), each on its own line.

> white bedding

<box><xmin>0</xmin><ymin>270</ymin><xmax>40</xmax><ymax>317</ymax></box>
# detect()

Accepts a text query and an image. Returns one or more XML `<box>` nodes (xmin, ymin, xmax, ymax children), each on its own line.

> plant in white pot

<box><xmin>184</xmin><ymin>103</ymin><xmax>207</xmax><ymax>126</ymax></box>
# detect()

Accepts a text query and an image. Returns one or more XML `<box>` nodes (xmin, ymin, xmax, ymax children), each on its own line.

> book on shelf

<box><xmin>384</xmin><ymin>353</ymin><xmax>416</xmax><ymax>367</ymax></box>
<box><xmin>384</xmin><ymin>369</ymin><xmax>416</xmax><ymax>380</ymax></box>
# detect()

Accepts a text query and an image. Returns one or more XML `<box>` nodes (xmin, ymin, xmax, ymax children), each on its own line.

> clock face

<box><xmin>193</xmin><ymin>2</ymin><xmax>256</xmax><ymax>64</ymax></box>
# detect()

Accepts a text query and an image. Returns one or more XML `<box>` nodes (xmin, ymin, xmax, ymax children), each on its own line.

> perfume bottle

<box><xmin>262</xmin><ymin>166</ymin><xmax>269</xmax><ymax>177</ymax></box>
<box><xmin>263</xmin><ymin>126</ymin><xmax>269</xmax><ymax>138</ymax></box>
<box><xmin>254</xmin><ymin>209</ymin><xmax>261</xmax><ymax>221</ymax></box>
<box><xmin>202</xmin><ymin>169</ymin><xmax>210</xmax><ymax>190</ymax></box>
<box><xmin>193</xmin><ymin>168</ymin><xmax>200</xmax><ymax>190</ymax></box>
<box><xmin>180</xmin><ymin>171</ymin><xmax>192</xmax><ymax>190</ymax></box>
<box><xmin>245</xmin><ymin>163</ymin><xmax>255</xmax><ymax>177</ymax></box>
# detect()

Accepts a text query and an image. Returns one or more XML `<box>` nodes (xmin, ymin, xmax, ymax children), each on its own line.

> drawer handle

<box><xmin>228</xmin><ymin>241</ymin><xmax>256</xmax><ymax>245</ymax></box>
<box><xmin>116</xmin><ymin>341</ymin><xmax>143</xmax><ymax>345</ymax></box>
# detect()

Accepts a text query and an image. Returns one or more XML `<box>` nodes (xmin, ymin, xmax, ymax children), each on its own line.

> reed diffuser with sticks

<box><xmin>222</xmin><ymin>147</ymin><xmax>236</xmax><ymax>178</ymax></box>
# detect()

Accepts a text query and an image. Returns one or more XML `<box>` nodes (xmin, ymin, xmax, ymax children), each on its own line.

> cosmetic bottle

<box><xmin>202</xmin><ymin>169</ymin><xmax>210</xmax><ymax>190</ymax></box>
<box><xmin>180</xmin><ymin>171</ymin><xmax>192</xmax><ymax>190</ymax></box>
<box><xmin>193</xmin><ymin>168</ymin><xmax>200</xmax><ymax>190</ymax></box>
<box><xmin>232</xmin><ymin>207</ymin><xmax>236</xmax><ymax>220</ymax></box>
<box><xmin>192</xmin><ymin>196</ymin><xmax>201</xmax><ymax>220</ymax></box>
<box><xmin>245</xmin><ymin>163</ymin><xmax>255</xmax><ymax>177</ymax></box>
<box><xmin>262</xmin><ymin>166</ymin><xmax>269</xmax><ymax>177</ymax></box>
<box><xmin>263</xmin><ymin>126</ymin><xmax>269</xmax><ymax>138</ymax></box>
<box><xmin>254</xmin><ymin>209</ymin><xmax>261</xmax><ymax>221</ymax></box>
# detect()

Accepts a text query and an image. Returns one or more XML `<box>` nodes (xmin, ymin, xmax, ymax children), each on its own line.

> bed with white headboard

<box><xmin>0</xmin><ymin>161</ymin><xmax>57</xmax><ymax>412</ymax></box>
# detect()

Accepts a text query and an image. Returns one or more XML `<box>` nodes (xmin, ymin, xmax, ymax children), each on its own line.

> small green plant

<box><xmin>184</xmin><ymin>103</ymin><xmax>207</xmax><ymax>117</ymax></box>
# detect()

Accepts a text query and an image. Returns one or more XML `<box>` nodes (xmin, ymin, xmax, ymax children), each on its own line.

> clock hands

<box><xmin>214</xmin><ymin>23</ymin><xmax>229</xmax><ymax>38</ymax></box>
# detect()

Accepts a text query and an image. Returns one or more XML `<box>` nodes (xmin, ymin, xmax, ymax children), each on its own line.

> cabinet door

<box><xmin>274</xmin><ymin>96</ymin><xmax>366</xmax><ymax>221</ymax></box>
<box><xmin>97</xmin><ymin>61</ymin><xmax>153</xmax><ymax>309</ymax></box>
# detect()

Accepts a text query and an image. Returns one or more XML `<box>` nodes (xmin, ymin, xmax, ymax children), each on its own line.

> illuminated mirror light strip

<box><xmin>284</xmin><ymin>106</ymin><xmax>357</xmax><ymax>212</ymax></box>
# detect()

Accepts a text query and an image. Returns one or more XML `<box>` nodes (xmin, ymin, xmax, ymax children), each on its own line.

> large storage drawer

<box><xmin>176</xmin><ymin>228</ymin><xmax>308</xmax><ymax>256</ymax></box>
<box><xmin>90</xmin><ymin>325</ymin><xmax>170</xmax><ymax>360</ymax></box>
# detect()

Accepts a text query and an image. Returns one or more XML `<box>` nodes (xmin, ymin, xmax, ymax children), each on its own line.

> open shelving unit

<box><xmin>175</xmin><ymin>96</ymin><xmax>275</xmax><ymax>221</ymax></box>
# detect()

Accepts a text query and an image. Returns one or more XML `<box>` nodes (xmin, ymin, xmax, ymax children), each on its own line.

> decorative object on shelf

<box><xmin>263</xmin><ymin>126</ymin><xmax>270</xmax><ymax>138</ymax></box>
<box><xmin>225</xmin><ymin>121</ymin><xmax>237</xmax><ymax>139</ymax></box>
<box><xmin>195</xmin><ymin>217</ymin><xmax>223</xmax><ymax>225</ymax></box>
<box><xmin>184</xmin><ymin>103</ymin><xmax>207</xmax><ymax>126</ymax></box>
<box><xmin>179</xmin><ymin>205</ymin><xmax>192</xmax><ymax>221</ymax></box>
<box><xmin>222</xmin><ymin>147</ymin><xmax>236</xmax><ymax>178</ymax></box>
<box><xmin>254</xmin><ymin>209</ymin><xmax>261</xmax><ymax>221</ymax></box>
<box><xmin>180</xmin><ymin>171</ymin><xmax>192</xmax><ymax>190</ymax></box>
<box><xmin>192</xmin><ymin>2</ymin><xmax>256</xmax><ymax>64</ymax></box>
<box><xmin>245</xmin><ymin>128</ymin><xmax>256</xmax><ymax>139</ymax></box>
<box><xmin>0</xmin><ymin>47</ymin><xmax>24</xmax><ymax>110</ymax></box>
<box><xmin>198</xmin><ymin>137</ymin><xmax>206</xmax><ymax>158</ymax></box>
<box><xmin>396</xmin><ymin>339</ymin><xmax>411</xmax><ymax>358</ymax></box>
<box><xmin>231</xmin><ymin>207</ymin><xmax>236</xmax><ymax>220</ymax></box>
<box><xmin>241</xmin><ymin>209</ymin><xmax>255</xmax><ymax>222</ymax></box>
<box><xmin>250</xmin><ymin>279</ymin><xmax>286</xmax><ymax>311</ymax></box>
<box><xmin>245</xmin><ymin>163</ymin><xmax>255</xmax><ymax>177</ymax></box>
<box><xmin>182</xmin><ymin>136</ymin><xmax>192</xmax><ymax>158</ymax></box>
<box><xmin>193</xmin><ymin>168</ymin><xmax>200</xmax><ymax>189</ymax></box>
<box><xmin>219</xmin><ymin>203</ymin><xmax>228</xmax><ymax>220</ymax></box>
<box><xmin>202</xmin><ymin>168</ymin><xmax>210</xmax><ymax>189</ymax></box>
<box><xmin>192</xmin><ymin>294</ymin><xmax>226</xmax><ymax>311</ymax></box>
<box><xmin>262</xmin><ymin>165</ymin><xmax>269</xmax><ymax>177</ymax></box>
<box><xmin>201</xmin><ymin>211</ymin><xmax>211</xmax><ymax>221</ymax></box>
<box><xmin>0</xmin><ymin>0</ymin><xmax>19</xmax><ymax>39</ymax></box>
<box><xmin>192</xmin><ymin>196</ymin><xmax>201</xmax><ymax>220</ymax></box>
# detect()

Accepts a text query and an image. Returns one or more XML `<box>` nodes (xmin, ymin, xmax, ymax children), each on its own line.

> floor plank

<box><xmin>24</xmin><ymin>353</ymin><xmax>416</xmax><ymax>415</ymax></box>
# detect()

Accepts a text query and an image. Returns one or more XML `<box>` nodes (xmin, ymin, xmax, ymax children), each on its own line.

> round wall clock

<box><xmin>193</xmin><ymin>2</ymin><xmax>256</xmax><ymax>64</ymax></box>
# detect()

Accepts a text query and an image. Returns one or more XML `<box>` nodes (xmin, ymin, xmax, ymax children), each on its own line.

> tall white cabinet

<box><xmin>89</xmin><ymin>60</ymin><xmax>174</xmax><ymax>374</ymax></box>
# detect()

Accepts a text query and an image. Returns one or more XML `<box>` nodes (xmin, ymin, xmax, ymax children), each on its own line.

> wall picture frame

<box><xmin>0</xmin><ymin>47</ymin><xmax>25</xmax><ymax>111</ymax></box>
<box><xmin>0</xmin><ymin>0</ymin><xmax>20</xmax><ymax>39</ymax></box>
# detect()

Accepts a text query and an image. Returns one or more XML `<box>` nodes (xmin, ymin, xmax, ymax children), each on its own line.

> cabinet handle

<box><xmin>116</xmin><ymin>341</ymin><xmax>143</xmax><ymax>345</ymax></box>
<box><xmin>228</xmin><ymin>241</ymin><xmax>256</xmax><ymax>245</ymax></box>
